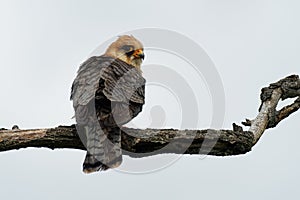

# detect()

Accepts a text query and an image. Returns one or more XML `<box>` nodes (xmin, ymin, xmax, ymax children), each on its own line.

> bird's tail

<box><xmin>82</xmin><ymin>125</ymin><xmax>122</xmax><ymax>174</ymax></box>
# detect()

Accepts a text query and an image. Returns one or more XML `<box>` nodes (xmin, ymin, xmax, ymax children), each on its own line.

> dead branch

<box><xmin>0</xmin><ymin>74</ymin><xmax>299</xmax><ymax>157</ymax></box>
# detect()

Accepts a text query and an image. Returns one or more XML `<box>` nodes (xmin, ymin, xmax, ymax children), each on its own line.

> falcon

<box><xmin>70</xmin><ymin>35</ymin><xmax>145</xmax><ymax>173</ymax></box>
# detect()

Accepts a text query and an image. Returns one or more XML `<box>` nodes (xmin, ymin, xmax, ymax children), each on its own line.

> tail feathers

<box><xmin>83</xmin><ymin>152</ymin><xmax>123</xmax><ymax>174</ymax></box>
<box><xmin>82</xmin><ymin>125</ymin><xmax>123</xmax><ymax>174</ymax></box>
<box><xmin>83</xmin><ymin>153</ymin><xmax>109</xmax><ymax>173</ymax></box>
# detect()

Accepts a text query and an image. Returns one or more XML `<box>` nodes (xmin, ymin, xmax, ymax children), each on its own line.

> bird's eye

<box><xmin>122</xmin><ymin>45</ymin><xmax>134</xmax><ymax>52</ymax></box>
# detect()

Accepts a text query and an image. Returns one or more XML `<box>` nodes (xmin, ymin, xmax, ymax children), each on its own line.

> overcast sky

<box><xmin>0</xmin><ymin>0</ymin><xmax>299</xmax><ymax>199</ymax></box>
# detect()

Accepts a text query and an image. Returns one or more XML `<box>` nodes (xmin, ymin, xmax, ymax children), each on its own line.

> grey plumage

<box><xmin>71</xmin><ymin>55</ymin><xmax>145</xmax><ymax>173</ymax></box>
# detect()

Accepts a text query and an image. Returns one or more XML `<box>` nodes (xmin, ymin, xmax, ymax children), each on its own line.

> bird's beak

<box><xmin>133</xmin><ymin>49</ymin><xmax>145</xmax><ymax>60</ymax></box>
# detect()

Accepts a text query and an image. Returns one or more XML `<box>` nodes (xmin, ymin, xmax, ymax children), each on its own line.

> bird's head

<box><xmin>104</xmin><ymin>35</ymin><xmax>145</xmax><ymax>71</ymax></box>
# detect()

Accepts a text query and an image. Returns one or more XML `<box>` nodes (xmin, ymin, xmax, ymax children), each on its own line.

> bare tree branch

<box><xmin>0</xmin><ymin>74</ymin><xmax>299</xmax><ymax>157</ymax></box>
<box><xmin>242</xmin><ymin>74</ymin><xmax>300</xmax><ymax>144</ymax></box>
<box><xmin>0</xmin><ymin>126</ymin><xmax>254</xmax><ymax>157</ymax></box>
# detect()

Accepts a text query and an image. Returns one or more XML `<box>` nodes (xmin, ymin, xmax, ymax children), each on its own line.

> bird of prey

<box><xmin>70</xmin><ymin>35</ymin><xmax>145</xmax><ymax>173</ymax></box>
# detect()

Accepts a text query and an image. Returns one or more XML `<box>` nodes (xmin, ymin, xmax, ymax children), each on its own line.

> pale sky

<box><xmin>0</xmin><ymin>0</ymin><xmax>299</xmax><ymax>199</ymax></box>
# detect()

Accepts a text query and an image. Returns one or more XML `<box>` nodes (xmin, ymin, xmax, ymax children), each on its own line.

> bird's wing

<box><xmin>99</xmin><ymin>58</ymin><xmax>145</xmax><ymax>104</ymax></box>
<box><xmin>96</xmin><ymin>58</ymin><xmax>145</xmax><ymax>126</ymax></box>
<box><xmin>70</xmin><ymin>56</ymin><xmax>115</xmax><ymax>107</ymax></box>
<box><xmin>71</xmin><ymin>56</ymin><xmax>145</xmax><ymax>107</ymax></box>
